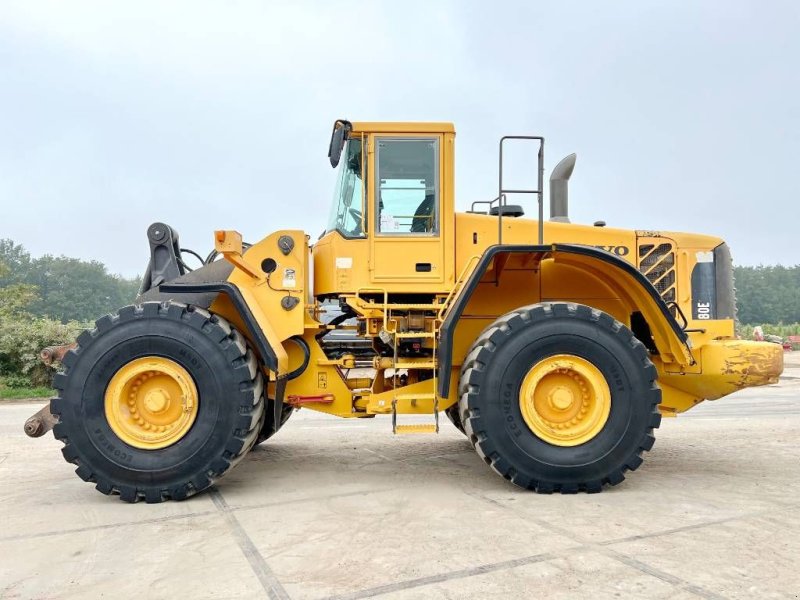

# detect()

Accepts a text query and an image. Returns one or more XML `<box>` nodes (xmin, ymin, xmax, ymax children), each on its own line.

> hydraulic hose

<box><xmin>286</xmin><ymin>336</ymin><xmax>310</xmax><ymax>380</ymax></box>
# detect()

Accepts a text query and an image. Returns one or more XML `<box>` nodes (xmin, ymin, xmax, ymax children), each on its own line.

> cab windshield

<box><xmin>327</xmin><ymin>138</ymin><xmax>366</xmax><ymax>237</ymax></box>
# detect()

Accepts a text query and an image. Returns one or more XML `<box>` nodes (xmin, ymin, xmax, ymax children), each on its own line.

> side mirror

<box><xmin>328</xmin><ymin>119</ymin><xmax>352</xmax><ymax>168</ymax></box>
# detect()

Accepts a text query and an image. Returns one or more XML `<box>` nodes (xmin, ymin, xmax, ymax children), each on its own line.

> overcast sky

<box><xmin>1</xmin><ymin>1</ymin><xmax>798</xmax><ymax>277</ymax></box>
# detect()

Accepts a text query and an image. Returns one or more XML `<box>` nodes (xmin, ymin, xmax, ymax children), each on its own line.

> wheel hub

<box><xmin>548</xmin><ymin>388</ymin><xmax>575</xmax><ymax>411</ymax></box>
<box><xmin>519</xmin><ymin>354</ymin><xmax>611</xmax><ymax>446</ymax></box>
<box><xmin>143</xmin><ymin>389</ymin><xmax>170</xmax><ymax>413</ymax></box>
<box><xmin>104</xmin><ymin>357</ymin><xmax>198</xmax><ymax>450</ymax></box>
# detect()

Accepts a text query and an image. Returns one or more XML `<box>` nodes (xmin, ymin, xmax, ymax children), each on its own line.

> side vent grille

<box><xmin>638</xmin><ymin>243</ymin><xmax>677</xmax><ymax>305</ymax></box>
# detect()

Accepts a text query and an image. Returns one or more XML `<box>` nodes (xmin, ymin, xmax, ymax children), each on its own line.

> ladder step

<box><xmin>364</xmin><ymin>303</ymin><xmax>444</xmax><ymax>310</ymax></box>
<box><xmin>394</xmin><ymin>424</ymin><xmax>438</xmax><ymax>435</ymax></box>
<box><xmin>394</xmin><ymin>332</ymin><xmax>436</xmax><ymax>339</ymax></box>
<box><xmin>394</xmin><ymin>361</ymin><xmax>437</xmax><ymax>370</ymax></box>
<box><xmin>393</xmin><ymin>393</ymin><xmax>436</xmax><ymax>402</ymax></box>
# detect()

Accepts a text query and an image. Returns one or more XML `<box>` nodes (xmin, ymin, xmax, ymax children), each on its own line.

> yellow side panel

<box><xmin>281</xmin><ymin>333</ymin><xmax>358</xmax><ymax>418</ymax></box>
<box><xmin>541</xmin><ymin>262</ymin><xmax>630</xmax><ymax>325</ymax></box>
<box><xmin>453</xmin><ymin>213</ymin><xmax>639</xmax><ymax>275</ymax></box>
<box><xmin>371</xmin><ymin>237</ymin><xmax>444</xmax><ymax>281</ymax></box>
<box><xmin>220</xmin><ymin>230</ymin><xmax>308</xmax><ymax>344</ymax></box>
<box><xmin>313</xmin><ymin>233</ymin><xmax>370</xmax><ymax>296</ymax></box>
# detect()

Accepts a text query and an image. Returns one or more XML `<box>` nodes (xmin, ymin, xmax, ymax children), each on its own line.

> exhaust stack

<box><xmin>549</xmin><ymin>153</ymin><xmax>576</xmax><ymax>223</ymax></box>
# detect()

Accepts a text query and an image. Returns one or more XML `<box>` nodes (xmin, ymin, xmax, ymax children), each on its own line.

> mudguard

<box><xmin>437</xmin><ymin>243</ymin><xmax>692</xmax><ymax>398</ymax></box>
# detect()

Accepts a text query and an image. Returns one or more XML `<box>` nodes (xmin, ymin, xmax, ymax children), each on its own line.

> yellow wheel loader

<box><xmin>27</xmin><ymin>120</ymin><xmax>784</xmax><ymax>502</ymax></box>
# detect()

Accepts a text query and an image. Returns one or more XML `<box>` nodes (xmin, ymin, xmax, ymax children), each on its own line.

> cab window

<box><xmin>375</xmin><ymin>138</ymin><xmax>439</xmax><ymax>235</ymax></box>
<box><xmin>327</xmin><ymin>138</ymin><xmax>366</xmax><ymax>238</ymax></box>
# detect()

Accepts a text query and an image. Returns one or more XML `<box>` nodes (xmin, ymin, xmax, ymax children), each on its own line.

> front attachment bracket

<box><xmin>140</xmin><ymin>222</ymin><xmax>184</xmax><ymax>294</ymax></box>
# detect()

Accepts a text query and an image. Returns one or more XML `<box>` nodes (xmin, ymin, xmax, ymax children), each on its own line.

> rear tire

<box><xmin>445</xmin><ymin>403</ymin><xmax>466</xmax><ymax>435</ymax></box>
<box><xmin>52</xmin><ymin>302</ymin><xmax>265</xmax><ymax>503</ymax></box>
<box><xmin>458</xmin><ymin>302</ymin><xmax>660</xmax><ymax>493</ymax></box>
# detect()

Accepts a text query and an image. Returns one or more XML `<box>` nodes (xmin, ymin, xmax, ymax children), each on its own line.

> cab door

<box><xmin>369</xmin><ymin>135</ymin><xmax>445</xmax><ymax>282</ymax></box>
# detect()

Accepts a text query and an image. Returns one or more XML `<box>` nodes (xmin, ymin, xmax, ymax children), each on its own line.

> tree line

<box><xmin>0</xmin><ymin>239</ymin><xmax>141</xmax><ymax>323</ymax></box>
<box><xmin>734</xmin><ymin>265</ymin><xmax>800</xmax><ymax>326</ymax></box>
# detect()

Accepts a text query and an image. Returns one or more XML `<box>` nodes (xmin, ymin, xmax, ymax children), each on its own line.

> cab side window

<box><xmin>376</xmin><ymin>138</ymin><xmax>439</xmax><ymax>235</ymax></box>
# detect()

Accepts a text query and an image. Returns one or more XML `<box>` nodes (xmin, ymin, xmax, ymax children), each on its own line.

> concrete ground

<box><xmin>1</xmin><ymin>354</ymin><xmax>799</xmax><ymax>600</ymax></box>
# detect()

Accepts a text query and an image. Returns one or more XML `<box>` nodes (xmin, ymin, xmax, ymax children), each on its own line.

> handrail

<box><xmin>469</xmin><ymin>194</ymin><xmax>504</xmax><ymax>213</ymax></box>
<box><xmin>355</xmin><ymin>287</ymin><xmax>389</xmax><ymax>329</ymax></box>
<box><xmin>498</xmin><ymin>136</ymin><xmax>545</xmax><ymax>245</ymax></box>
<box><xmin>438</xmin><ymin>255</ymin><xmax>480</xmax><ymax>322</ymax></box>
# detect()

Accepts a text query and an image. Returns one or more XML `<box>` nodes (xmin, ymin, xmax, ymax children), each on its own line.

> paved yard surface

<box><xmin>1</xmin><ymin>353</ymin><xmax>799</xmax><ymax>600</ymax></box>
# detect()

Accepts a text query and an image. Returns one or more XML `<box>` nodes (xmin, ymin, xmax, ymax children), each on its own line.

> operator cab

<box><xmin>315</xmin><ymin>121</ymin><xmax>456</xmax><ymax>294</ymax></box>
<box><xmin>327</xmin><ymin>124</ymin><xmax>441</xmax><ymax>238</ymax></box>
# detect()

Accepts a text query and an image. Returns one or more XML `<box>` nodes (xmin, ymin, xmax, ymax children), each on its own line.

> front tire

<box><xmin>458</xmin><ymin>302</ymin><xmax>661</xmax><ymax>493</ymax></box>
<box><xmin>255</xmin><ymin>400</ymin><xmax>294</xmax><ymax>445</ymax></box>
<box><xmin>52</xmin><ymin>302</ymin><xmax>265</xmax><ymax>503</ymax></box>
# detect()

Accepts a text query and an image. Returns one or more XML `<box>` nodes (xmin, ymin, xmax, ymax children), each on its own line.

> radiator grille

<box><xmin>638</xmin><ymin>243</ymin><xmax>676</xmax><ymax>305</ymax></box>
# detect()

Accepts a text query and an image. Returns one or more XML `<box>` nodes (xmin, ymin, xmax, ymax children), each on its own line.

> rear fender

<box><xmin>437</xmin><ymin>244</ymin><xmax>692</xmax><ymax>398</ymax></box>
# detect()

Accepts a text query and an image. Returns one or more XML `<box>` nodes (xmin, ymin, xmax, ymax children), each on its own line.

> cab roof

<box><xmin>351</xmin><ymin>121</ymin><xmax>455</xmax><ymax>134</ymax></box>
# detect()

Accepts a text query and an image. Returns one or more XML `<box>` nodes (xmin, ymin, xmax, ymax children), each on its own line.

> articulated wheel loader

<box><xmin>26</xmin><ymin>120</ymin><xmax>783</xmax><ymax>502</ymax></box>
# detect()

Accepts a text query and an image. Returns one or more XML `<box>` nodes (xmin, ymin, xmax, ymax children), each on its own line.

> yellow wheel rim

<box><xmin>519</xmin><ymin>354</ymin><xmax>611</xmax><ymax>447</ymax></box>
<box><xmin>104</xmin><ymin>357</ymin><xmax>199</xmax><ymax>450</ymax></box>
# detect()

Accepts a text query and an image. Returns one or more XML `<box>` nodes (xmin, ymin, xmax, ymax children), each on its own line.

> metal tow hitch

<box><xmin>22</xmin><ymin>342</ymin><xmax>75</xmax><ymax>438</ymax></box>
<box><xmin>40</xmin><ymin>343</ymin><xmax>76</xmax><ymax>366</ymax></box>
<box><xmin>24</xmin><ymin>405</ymin><xmax>58</xmax><ymax>438</ymax></box>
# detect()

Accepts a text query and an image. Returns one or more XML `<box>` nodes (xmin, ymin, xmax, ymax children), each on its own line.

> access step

<box><xmin>394</xmin><ymin>424</ymin><xmax>438</xmax><ymax>435</ymax></box>
<box><xmin>393</xmin><ymin>361</ymin><xmax>437</xmax><ymax>370</ymax></box>
<box><xmin>393</xmin><ymin>393</ymin><xmax>436</xmax><ymax>402</ymax></box>
<box><xmin>363</xmin><ymin>303</ymin><xmax>445</xmax><ymax>311</ymax></box>
<box><xmin>394</xmin><ymin>331</ymin><xmax>436</xmax><ymax>339</ymax></box>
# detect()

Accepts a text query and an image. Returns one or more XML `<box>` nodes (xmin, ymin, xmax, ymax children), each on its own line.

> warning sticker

<box><xmin>282</xmin><ymin>268</ymin><xmax>296</xmax><ymax>288</ymax></box>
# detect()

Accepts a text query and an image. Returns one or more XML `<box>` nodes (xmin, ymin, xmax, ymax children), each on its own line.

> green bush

<box><xmin>2</xmin><ymin>374</ymin><xmax>33</xmax><ymax>388</ymax></box>
<box><xmin>0</xmin><ymin>316</ymin><xmax>87</xmax><ymax>386</ymax></box>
